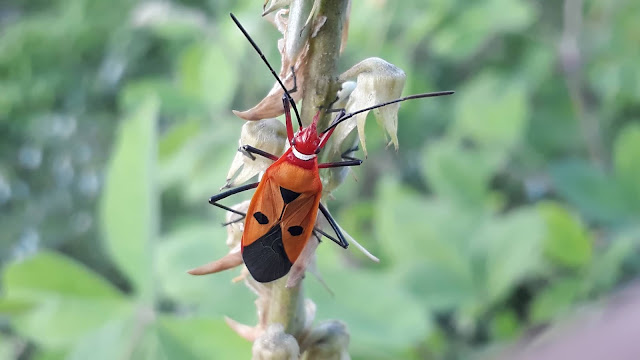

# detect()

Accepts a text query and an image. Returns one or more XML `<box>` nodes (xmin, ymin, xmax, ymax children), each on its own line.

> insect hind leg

<box><xmin>318</xmin><ymin>203</ymin><xmax>349</xmax><ymax>249</ymax></box>
<box><xmin>222</xmin><ymin>213</ymin><xmax>246</xmax><ymax>227</ymax></box>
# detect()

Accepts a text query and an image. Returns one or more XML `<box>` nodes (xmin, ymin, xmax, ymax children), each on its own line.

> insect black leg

<box><xmin>315</xmin><ymin>227</ymin><xmax>342</xmax><ymax>245</ymax></box>
<box><xmin>318</xmin><ymin>159</ymin><xmax>362</xmax><ymax>169</ymax></box>
<box><xmin>288</xmin><ymin>66</ymin><xmax>298</xmax><ymax>94</ymax></box>
<box><xmin>340</xmin><ymin>145</ymin><xmax>360</xmax><ymax>160</ymax></box>
<box><xmin>229</xmin><ymin>13</ymin><xmax>301</xmax><ymax>127</ymax></box>
<box><xmin>239</xmin><ymin>145</ymin><xmax>279</xmax><ymax>161</ymax></box>
<box><xmin>209</xmin><ymin>182</ymin><xmax>259</xmax><ymax>216</ymax></box>
<box><xmin>324</xmin><ymin>105</ymin><xmax>344</xmax><ymax>114</ymax></box>
<box><xmin>222</xmin><ymin>215</ymin><xmax>246</xmax><ymax>227</ymax></box>
<box><xmin>318</xmin><ymin>202</ymin><xmax>349</xmax><ymax>249</ymax></box>
<box><xmin>317</xmin><ymin>96</ymin><xmax>340</xmax><ymax>113</ymax></box>
<box><xmin>318</xmin><ymin>145</ymin><xmax>363</xmax><ymax>169</ymax></box>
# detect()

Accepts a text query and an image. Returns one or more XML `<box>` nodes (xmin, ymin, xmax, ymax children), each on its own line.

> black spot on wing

<box><xmin>287</xmin><ymin>226</ymin><xmax>303</xmax><ymax>236</ymax></box>
<box><xmin>253</xmin><ymin>211</ymin><xmax>269</xmax><ymax>225</ymax></box>
<box><xmin>280</xmin><ymin>187</ymin><xmax>301</xmax><ymax>204</ymax></box>
<box><xmin>242</xmin><ymin>224</ymin><xmax>293</xmax><ymax>283</ymax></box>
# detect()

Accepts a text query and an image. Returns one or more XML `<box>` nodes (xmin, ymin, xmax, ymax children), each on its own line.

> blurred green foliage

<box><xmin>1</xmin><ymin>0</ymin><xmax>639</xmax><ymax>359</ymax></box>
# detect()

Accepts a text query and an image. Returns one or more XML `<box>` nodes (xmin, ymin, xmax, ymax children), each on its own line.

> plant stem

<box><xmin>300</xmin><ymin>0</ymin><xmax>349</xmax><ymax>130</ymax></box>
<box><xmin>268</xmin><ymin>278</ymin><xmax>306</xmax><ymax>336</ymax></box>
<box><xmin>265</xmin><ymin>0</ymin><xmax>349</xmax><ymax>337</ymax></box>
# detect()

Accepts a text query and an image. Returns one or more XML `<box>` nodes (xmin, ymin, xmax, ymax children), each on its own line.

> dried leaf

<box><xmin>187</xmin><ymin>201</ymin><xmax>248</xmax><ymax>276</ymax></box>
<box><xmin>187</xmin><ymin>251</ymin><xmax>242</xmax><ymax>276</ymax></box>
<box><xmin>338</xmin><ymin>57</ymin><xmax>407</xmax><ymax>156</ymax></box>
<box><xmin>263</xmin><ymin>0</ymin><xmax>292</xmax><ymax>16</ymax></box>
<box><xmin>225</xmin><ymin>316</ymin><xmax>264</xmax><ymax>342</ymax></box>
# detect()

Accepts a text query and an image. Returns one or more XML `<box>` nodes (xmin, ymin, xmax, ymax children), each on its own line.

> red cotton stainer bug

<box><xmin>206</xmin><ymin>13</ymin><xmax>454</xmax><ymax>283</ymax></box>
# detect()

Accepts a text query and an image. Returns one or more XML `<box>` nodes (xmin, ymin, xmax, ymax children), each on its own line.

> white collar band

<box><xmin>292</xmin><ymin>146</ymin><xmax>316</xmax><ymax>161</ymax></box>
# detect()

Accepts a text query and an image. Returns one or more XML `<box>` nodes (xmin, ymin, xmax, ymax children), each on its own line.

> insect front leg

<box><xmin>239</xmin><ymin>145</ymin><xmax>279</xmax><ymax>161</ymax></box>
<box><xmin>318</xmin><ymin>146</ymin><xmax>363</xmax><ymax>169</ymax></box>
<box><xmin>209</xmin><ymin>182</ymin><xmax>259</xmax><ymax>217</ymax></box>
<box><xmin>287</xmin><ymin>66</ymin><xmax>298</xmax><ymax>94</ymax></box>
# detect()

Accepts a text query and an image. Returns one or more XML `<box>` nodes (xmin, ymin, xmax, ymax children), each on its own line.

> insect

<box><xmin>208</xmin><ymin>13</ymin><xmax>454</xmax><ymax>283</ymax></box>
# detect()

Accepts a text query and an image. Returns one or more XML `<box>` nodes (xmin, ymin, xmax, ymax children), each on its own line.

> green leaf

<box><xmin>178</xmin><ymin>42</ymin><xmax>237</xmax><ymax>113</ymax></box>
<box><xmin>3</xmin><ymin>251</ymin><xmax>123</xmax><ymax>300</ymax></box>
<box><xmin>432</xmin><ymin>0</ymin><xmax>536</xmax><ymax>60</ymax></box>
<box><xmin>0</xmin><ymin>298</ymin><xmax>35</xmax><ymax>314</ymax></box>
<box><xmin>422</xmin><ymin>139</ymin><xmax>504</xmax><ymax>206</ymax></box>
<box><xmin>156</xmin><ymin>225</ymin><xmax>255</xmax><ymax>324</ymax></box>
<box><xmin>530</xmin><ymin>278</ymin><xmax>581</xmax><ymax>323</ymax></box>
<box><xmin>539</xmin><ymin>202</ymin><xmax>592</xmax><ymax>268</ymax></box>
<box><xmin>159</xmin><ymin>119</ymin><xmax>201</xmax><ymax>161</ymax></box>
<box><xmin>308</xmin><ymin>268</ymin><xmax>431</xmax><ymax>359</ymax></box>
<box><xmin>32</xmin><ymin>349</ymin><xmax>66</xmax><ymax>360</ymax></box>
<box><xmin>157</xmin><ymin>316</ymin><xmax>251</xmax><ymax>359</ymax></box>
<box><xmin>490</xmin><ymin>310</ymin><xmax>521</xmax><ymax>340</ymax></box>
<box><xmin>473</xmin><ymin>207</ymin><xmax>544</xmax><ymax>303</ymax></box>
<box><xmin>375</xmin><ymin>179</ymin><xmax>476</xmax><ymax>272</ymax></box>
<box><xmin>134</xmin><ymin>2</ymin><xmax>208</xmax><ymax>41</ymax></box>
<box><xmin>156</xmin><ymin>325</ymin><xmax>199</xmax><ymax>360</ymax></box>
<box><xmin>399</xmin><ymin>261</ymin><xmax>476</xmax><ymax>312</ymax></box>
<box><xmin>613</xmin><ymin>123</ymin><xmax>640</xmax><ymax>208</ymax></box>
<box><xmin>550</xmin><ymin>159</ymin><xmax>628</xmax><ymax>223</ymax></box>
<box><xmin>588</xmin><ymin>230</ymin><xmax>640</xmax><ymax>293</ymax></box>
<box><xmin>12</xmin><ymin>298</ymin><xmax>130</xmax><ymax>349</ymax></box>
<box><xmin>101</xmin><ymin>96</ymin><xmax>158</xmax><ymax>296</ymax></box>
<box><xmin>120</xmin><ymin>78</ymin><xmax>207</xmax><ymax>117</ymax></box>
<box><xmin>67</xmin><ymin>317</ymin><xmax>135</xmax><ymax>360</ymax></box>
<box><xmin>0</xmin><ymin>335</ymin><xmax>12</xmax><ymax>360</ymax></box>
<box><xmin>454</xmin><ymin>72</ymin><xmax>528</xmax><ymax>150</ymax></box>
<box><xmin>3</xmin><ymin>252</ymin><xmax>128</xmax><ymax>348</ymax></box>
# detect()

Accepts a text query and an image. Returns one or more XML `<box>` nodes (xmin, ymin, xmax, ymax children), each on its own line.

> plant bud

<box><xmin>252</xmin><ymin>323</ymin><xmax>300</xmax><ymax>360</ymax></box>
<box><xmin>300</xmin><ymin>321</ymin><xmax>350</xmax><ymax>360</ymax></box>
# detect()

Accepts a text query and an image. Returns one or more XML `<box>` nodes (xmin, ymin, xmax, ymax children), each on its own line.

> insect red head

<box><xmin>292</xmin><ymin>111</ymin><xmax>322</xmax><ymax>155</ymax></box>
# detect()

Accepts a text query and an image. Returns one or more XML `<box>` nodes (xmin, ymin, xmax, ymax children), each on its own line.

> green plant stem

<box><xmin>300</xmin><ymin>0</ymin><xmax>349</xmax><ymax>130</ymax></box>
<box><xmin>265</xmin><ymin>0</ymin><xmax>349</xmax><ymax>337</ymax></box>
<box><xmin>268</xmin><ymin>278</ymin><xmax>306</xmax><ymax>336</ymax></box>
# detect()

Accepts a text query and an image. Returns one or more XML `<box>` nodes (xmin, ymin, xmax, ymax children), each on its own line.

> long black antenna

<box><xmin>230</xmin><ymin>13</ymin><xmax>302</xmax><ymax>128</ymax></box>
<box><xmin>321</xmin><ymin>90</ymin><xmax>455</xmax><ymax>134</ymax></box>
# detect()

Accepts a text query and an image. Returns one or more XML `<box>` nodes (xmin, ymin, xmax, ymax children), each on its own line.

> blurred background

<box><xmin>1</xmin><ymin>0</ymin><xmax>639</xmax><ymax>359</ymax></box>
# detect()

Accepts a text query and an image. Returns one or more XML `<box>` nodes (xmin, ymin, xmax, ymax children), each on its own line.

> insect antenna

<box><xmin>230</xmin><ymin>13</ymin><xmax>303</xmax><ymax>128</ymax></box>
<box><xmin>321</xmin><ymin>90</ymin><xmax>455</xmax><ymax>134</ymax></box>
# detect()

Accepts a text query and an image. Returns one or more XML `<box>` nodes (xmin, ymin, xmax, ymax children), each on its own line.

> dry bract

<box><xmin>338</xmin><ymin>57</ymin><xmax>407</xmax><ymax>156</ymax></box>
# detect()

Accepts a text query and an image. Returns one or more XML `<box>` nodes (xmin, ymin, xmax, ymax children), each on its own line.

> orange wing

<box><xmin>241</xmin><ymin>160</ymin><xmax>322</xmax><ymax>283</ymax></box>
